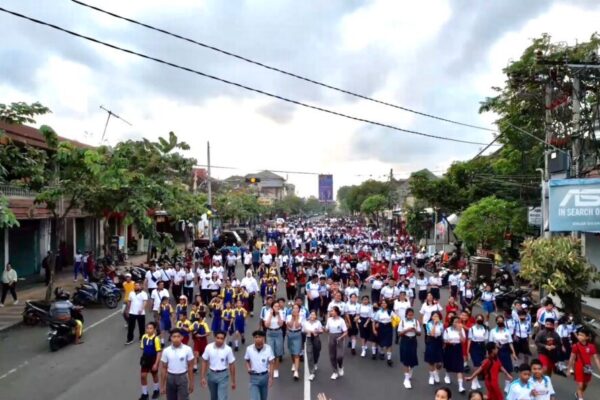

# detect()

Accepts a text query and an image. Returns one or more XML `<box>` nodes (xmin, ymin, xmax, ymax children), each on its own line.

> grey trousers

<box><xmin>207</xmin><ymin>370</ymin><xmax>229</xmax><ymax>400</ymax></box>
<box><xmin>306</xmin><ymin>335</ymin><xmax>322</xmax><ymax>374</ymax></box>
<box><xmin>166</xmin><ymin>373</ymin><xmax>189</xmax><ymax>400</ymax></box>
<box><xmin>328</xmin><ymin>332</ymin><xmax>344</xmax><ymax>370</ymax></box>
<box><xmin>249</xmin><ymin>373</ymin><xmax>269</xmax><ymax>400</ymax></box>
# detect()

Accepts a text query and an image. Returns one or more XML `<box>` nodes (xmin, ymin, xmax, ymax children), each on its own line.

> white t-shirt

<box><xmin>151</xmin><ymin>288</ymin><xmax>170</xmax><ymax>312</ymax></box>
<box><xmin>420</xmin><ymin>303</ymin><xmax>442</xmax><ymax>324</ymax></box>
<box><xmin>183</xmin><ymin>271</ymin><xmax>195</xmax><ymax>288</ymax></box>
<box><xmin>201</xmin><ymin>342</ymin><xmax>235</xmax><ymax>370</ymax></box>
<box><xmin>145</xmin><ymin>270</ymin><xmax>160</xmax><ymax>290</ymax></box>
<box><xmin>506</xmin><ymin>380</ymin><xmax>534</xmax><ymax>400</ymax></box>
<box><xmin>263</xmin><ymin>310</ymin><xmax>285</xmax><ymax>330</ymax></box>
<box><xmin>161</xmin><ymin>344</ymin><xmax>194</xmax><ymax>374</ymax></box>
<box><xmin>302</xmin><ymin>319</ymin><xmax>324</xmax><ymax>336</ymax></box>
<box><xmin>528</xmin><ymin>376</ymin><xmax>555</xmax><ymax>400</ymax></box>
<box><xmin>244</xmin><ymin>344</ymin><xmax>274</xmax><ymax>373</ymax></box>
<box><xmin>325</xmin><ymin>317</ymin><xmax>347</xmax><ymax>334</ymax></box>
<box><xmin>128</xmin><ymin>290</ymin><xmax>148</xmax><ymax>315</ymax></box>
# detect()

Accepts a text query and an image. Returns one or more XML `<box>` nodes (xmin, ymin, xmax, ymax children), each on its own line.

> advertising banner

<box><xmin>318</xmin><ymin>174</ymin><xmax>333</xmax><ymax>202</ymax></box>
<box><xmin>548</xmin><ymin>178</ymin><xmax>600</xmax><ymax>232</ymax></box>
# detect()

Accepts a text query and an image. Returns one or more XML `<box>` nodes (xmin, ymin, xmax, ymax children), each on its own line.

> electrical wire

<box><xmin>71</xmin><ymin>0</ymin><xmax>497</xmax><ymax>134</ymax></box>
<box><xmin>0</xmin><ymin>6</ymin><xmax>494</xmax><ymax>147</ymax></box>
<box><xmin>472</xmin><ymin>134</ymin><xmax>502</xmax><ymax>159</ymax></box>
<box><xmin>500</xmin><ymin>120</ymin><xmax>568</xmax><ymax>154</ymax></box>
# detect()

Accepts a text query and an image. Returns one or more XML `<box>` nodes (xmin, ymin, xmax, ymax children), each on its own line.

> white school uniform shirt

<box><xmin>489</xmin><ymin>327</ymin><xmax>513</xmax><ymax>345</ymax></box>
<box><xmin>380</xmin><ymin>285</ymin><xmax>396</xmax><ymax>300</ymax></box>
<box><xmin>244</xmin><ymin>344</ymin><xmax>274</xmax><ymax>374</ymax></box>
<box><xmin>426</xmin><ymin>321</ymin><xmax>444</xmax><ymax>337</ymax></box>
<box><xmin>528</xmin><ymin>376</ymin><xmax>555</xmax><ymax>400</ymax></box>
<box><xmin>458</xmin><ymin>278</ymin><xmax>467</xmax><ymax>295</ymax></box>
<box><xmin>468</xmin><ymin>324</ymin><xmax>488</xmax><ymax>342</ymax></box>
<box><xmin>243</xmin><ymin>253</ymin><xmax>252</xmax><ymax>265</ymax></box>
<box><xmin>506</xmin><ymin>379</ymin><xmax>534</xmax><ymax>400</ymax></box>
<box><xmin>302</xmin><ymin>319</ymin><xmax>324</xmax><ymax>336</ymax></box>
<box><xmin>428</xmin><ymin>276</ymin><xmax>442</xmax><ymax>287</ymax></box>
<box><xmin>443</xmin><ymin>327</ymin><xmax>463</xmax><ymax>344</ymax></box>
<box><xmin>325</xmin><ymin>317</ymin><xmax>347</xmax><ymax>334</ymax></box>
<box><xmin>161</xmin><ymin>344</ymin><xmax>194</xmax><ymax>374</ymax></box>
<box><xmin>328</xmin><ymin>300</ymin><xmax>346</xmax><ymax>315</ymax></box>
<box><xmin>448</xmin><ymin>273</ymin><xmax>460</xmax><ymax>287</ymax></box>
<box><xmin>128</xmin><ymin>290</ymin><xmax>148</xmax><ymax>315</ymax></box>
<box><xmin>416</xmin><ymin>278</ymin><xmax>429</xmax><ymax>291</ymax></box>
<box><xmin>306</xmin><ymin>281</ymin><xmax>320</xmax><ymax>299</ymax></box>
<box><xmin>481</xmin><ymin>291</ymin><xmax>495</xmax><ymax>302</ymax></box>
<box><xmin>420</xmin><ymin>303</ymin><xmax>442</xmax><ymax>324</ymax></box>
<box><xmin>398</xmin><ymin>318</ymin><xmax>421</xmax><ymax>336</ymax></box>
<box><xmin>374</xmin><ymin>309</ymin><xmax>393</xmax><ymax>324</ymax></box>
<box><xmin>344</xmin><ymin>286</ymin><xmax>359</xmax><ymax>299</ymax></box>
<box><xmin>371</xmin><ymin>279</ymin><xmax>384</xmax><ymax>290</ymax></box>
<box><xmin>344</xmin><ymin>302</ymin><xmax>359</xmax><ymax>316</ymax></box>
<box><xmin>202</xmin><ymin>342</ymin><xmax>235</xmax><ymax>370</ymax></box>
<box><xmin>514</xmin><ymin>319</ymin><xmax>532</xmax><ymax>339</ymax></box>
<box><xmin>358</xmin><ymin>304</ymin><xmax>373</xmax><ymax>319</ymax></box>
<box><xmin>408</xmin><ymin>276</ymin><xmax>416</xmax><ymax>289</ymax></box>
<box><xmin>263</xmin><ymin>309</ymin><xmax>285</xmax><ymax>329</ymax></box>
<box><xmin>145</xmin><ymin>270</ymin><xmax>160</xmax><ymax>290</ymax></box>
<box><xmin>393</xmin><ymin>299</ymin><xmax>411</xmax><ymax>320</ymax></box>
<box><xmin>199</xmin><ymin>270</ymin><xmax>211</xmax><ymax>290</ymax></box>
<box><xmin>399</xmin><ymin>286</ymin><xmax>414</xmax><ymax>299</ymax></box>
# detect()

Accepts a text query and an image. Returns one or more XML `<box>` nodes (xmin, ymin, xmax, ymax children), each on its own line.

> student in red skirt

<box><xmin>191</xmin><ymin>313</ymin><xmax>211</xmax><ymax>373</ymax></box>
<box><xmin>465</xmin><ymin>342</ymin><xmax>512</xmax><ymax>400</ymax></box>
<box><xmin>567</xmin><ymin>327</ymin><xmax>600</xmax><ymax>400</ymax></box>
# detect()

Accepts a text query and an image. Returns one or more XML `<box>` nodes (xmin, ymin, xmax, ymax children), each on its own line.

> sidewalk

<box><xmin>0</xmin><ymin>253</ymin><xmax>150</xmax><ymax>332</ymax></box>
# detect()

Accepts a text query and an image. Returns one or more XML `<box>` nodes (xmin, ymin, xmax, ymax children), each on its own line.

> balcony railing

<box><xmin>0</xmin><ymin>184</ymin><xmax>38</xmax><ymax>198</ymax></box>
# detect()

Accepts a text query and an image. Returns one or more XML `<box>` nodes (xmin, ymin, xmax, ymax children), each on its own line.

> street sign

<box><xmin>527</xmin><ymin>206</ymin><xmax>542</xmax><ymax>226</ymax></box>
<box><xmin>548</xmin><ymin>178</ymin><xmax>600</xmax><ymax>232</ymax></box>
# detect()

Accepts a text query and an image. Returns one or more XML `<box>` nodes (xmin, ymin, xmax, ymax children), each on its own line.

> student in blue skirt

<box><xmin>398</xmin><ymin>308</ymin><xmax>421</xmax><ymax>389</ymax></box>
<box><xmin>425</xmin><ymin>311</ymin><xmax>444</xmax><ymax>385</ymax></box>
<box><xmin>357</xmin><ymin>295</ymin><xmax>376</xmax><ymax>359</ymax></box>
<box><xmin>467</xmin><ymin>314</ymin><xmax>488</xmax><ymax>390</ymax></box>
<box><xmin>480</xmin><ymin>284</ymin><xmax>496</xmax><ymax>324</ymax></box>
<box><xmin>443</xmin><ymin>316</ymin><xmax>467</xmax><ymax>393</ymax></box>
<box><xmin>373</xmin><ymin>300</ymin><xmax>394</xmax><ymax>366</ymax></box>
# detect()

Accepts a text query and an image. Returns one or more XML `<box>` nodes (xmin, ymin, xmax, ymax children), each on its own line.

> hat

<box><xmin>125</xmin><ymin>273</ymin><xmax>132</xmax><ymax>278</ymax></box>
<box><xmin>521</xmin><ymin>304</ymin><xmax>528</xmax><ymax>309</ymax></box>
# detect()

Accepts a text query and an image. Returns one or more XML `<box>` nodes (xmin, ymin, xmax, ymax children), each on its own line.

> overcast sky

<box><xmin>2</xmin><ymin>0</ymin><xmax>600</xmax><ymax>197</ymax></box>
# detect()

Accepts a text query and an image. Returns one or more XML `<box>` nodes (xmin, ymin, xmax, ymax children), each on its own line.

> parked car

<box><xmin>231</xmin><ymin>227</ymin><xmax>253</xmax><ymax>243</ymax></box>
<box><xmin>213</xmin><ymin>230</ymin><xmax>243</xmax><ymax>248</ymax></box>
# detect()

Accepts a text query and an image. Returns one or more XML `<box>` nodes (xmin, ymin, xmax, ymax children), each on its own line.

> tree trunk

<box><xmin>45</xmin><ymin>216</ymin><xmax>64</xmax><ymax>302</ymax></box>
<box><xmin>558</xmin><ymin>291</ymin><xmax>583</xmax><ymax>322</ymax></box>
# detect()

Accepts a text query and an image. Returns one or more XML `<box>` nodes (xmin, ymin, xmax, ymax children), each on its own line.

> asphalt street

<box><xmin>1</xmin><ymin>273</ymin><xmax>600</xmax><ymax>400</ymax></box>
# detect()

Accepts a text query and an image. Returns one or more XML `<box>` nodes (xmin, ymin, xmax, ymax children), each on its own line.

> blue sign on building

<box><xmin>318</xmin><ymin>174</ymin><xmax>333</xmax><ymax>202</ymax></box>
<box><xmin>548</xmin><ymin>178</ymin><xmax>600</xmax><ymax>232</ymax></box>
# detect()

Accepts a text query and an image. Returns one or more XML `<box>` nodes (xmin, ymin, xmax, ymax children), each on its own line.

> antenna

<box><xmin>99</xmin><ymin>105</ymin><xmax>132</xmax><ymax>144</ymax></box>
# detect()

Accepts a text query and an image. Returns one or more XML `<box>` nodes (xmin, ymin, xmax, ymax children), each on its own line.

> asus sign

<box><xmin>548</xmin><ymin>178</ymin><xmax>600</xmax><ymax>232</ymax></box>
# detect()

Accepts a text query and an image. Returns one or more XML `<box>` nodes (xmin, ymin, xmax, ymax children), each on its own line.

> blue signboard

<box><xmin>318</xmin><ymin>174</ymin><xmax>333</xmax><ymax>202</ymax></box>
<box><xmin>548</xmin><ymin>178</ymin><xmax>600</xmax><ymax>232</ymax></box>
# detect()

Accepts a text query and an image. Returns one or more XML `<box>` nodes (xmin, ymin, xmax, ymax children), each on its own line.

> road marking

<box><xmin>0</xmin><ymin>309</ymin><xmax>121</xmax><ymax>381</ymax></box>
<box><xmin>83</xmin><ymin>309</ymin><xmax>121</xmax><ymax>332</ymax></box>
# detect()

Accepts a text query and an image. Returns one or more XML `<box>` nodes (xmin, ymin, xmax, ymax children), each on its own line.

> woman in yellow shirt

<box><xmin>122</xmin><ymin>273</ymin><xmax>135</xmax><ymax>324</ymax></box>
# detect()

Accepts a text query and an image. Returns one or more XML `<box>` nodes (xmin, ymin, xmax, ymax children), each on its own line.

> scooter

<box><xmin>100</xmin><ymin>277</ymin><xmax>122</xmax><ymax>302</ymax></box>
<box><xmin>48</xmin><ymin>308</ymin><xmax>84</xmax><ymax>352</ymax></box>
<box><xmin>72</xmin><ymin>282</ymin><xmax>119</xmax><ymax>309</ymax></box>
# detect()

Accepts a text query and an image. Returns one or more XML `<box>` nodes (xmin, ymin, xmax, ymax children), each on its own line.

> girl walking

<box><xmin>286</xmin><ymin>304</ymin><xmax>304</xmax><ymax>380</ymax></box>
<box><xmin>303</xmin><ymin>311</ymin><xmax>323</xmax><ymax>381</ymax></box>
<box><xmin>443</xmin><ymin>316</ymin><xmax>467</xmax><ymax>393</ymax></box>
<box><xmin>467</xmin><ymin>314</ymin><xmax>487</xmax><ymax>390</ymax></box>
<box><xmin>325</xmin><ymin>306</ymin><xmax>348</xmax><ymax>380</ymax></box>
<box><xmin>358</xmin><ymin>295</ymin><xmax>376</xmax><ymax>359</ymax></box>
<box><xmin>373</xmin><ymin>300</ymin><xmax>394</xmax><ymax>366</ymax></box>
<box><xmin>398</xmin><ymin>308</ymin><xmax>421</xmax><ymax>389</ymax></box>
<box><xmin>344</xmin><ymin>293</ymin><xmax>360</xmax><ymax>355</ymax></box>
<box><xmin>425</xmin><ymin>311</ymin><xmax>444</xmax><ymax>385</ymax></box>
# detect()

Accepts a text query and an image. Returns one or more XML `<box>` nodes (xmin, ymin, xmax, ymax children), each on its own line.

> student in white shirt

<box><xmin>160</xmin><ymin>328</ymin><xmax>194</xmax><ymax>398</ymax></box>
<box><xmin>325</xmin><ymin>305</ymin><xmax>348</xmax><ymax>380</ymax></box>
<box><xmin>420</xmin><ymin>293</ymin><xmax>442</xmax><ymax>325</ymax></box>
<box><xmin>398</xmin><ymin>308</ymin><xmax>421</xmax><ymax>389</ymax></box>
<box><xmin>126</xmin><ymin>282</ymin><xmax>149</xmax><ymax>344</ymax></box>
<box><xmin>506</xmin><ymin>364</ymin><xmax>534</xmax><ymax>400</ymax></box>
<box><xmin>200</xmin><ymin>331</ymin><xmax>236</xmax><ymax>398</ymax></box>
<box><xmin>529</xmin><ymin>359</ymin><xmax>556</xmax><ymax>400</ymax></box>
<box><xmin>303</xmin><ymin>311</ymin><xmax>324</xmax><ymax>381</ymax></box>
<box><xmin>443</xmin><ymin>316</ymin><xmax>467</xmax><ymax>393</ymax></box>
<box><xmin>263</xmin><ymin>302</ymin><xmax>285</xmax><ymax>378</ymax></box>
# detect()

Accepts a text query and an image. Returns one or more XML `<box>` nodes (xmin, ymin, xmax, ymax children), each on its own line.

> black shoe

<box><xmin>242</xmin><ymin>337</ymin><xmax>246</xmax><ymax>344</ymax></box>
<box><xmin>234</xmin><ymin>346</ymin><xmax>239</xmax><ymax>352</ymax></box>
<box><xmin>387</xmin><ymin>359</ymin><xmax>393</xmax><ymax>367</ymax></box>
<box><xmin>139</xmin><ymin>394</ymin><xmax>149</xmax><ymax>400</ymax></box>
<box><xmin>152</xmin><ymin>390</ymin><xmax>160</xmax><ymax>399</ymax></box>
<box><xmin>279</xmin><ymin>356</ymin><xmax>283</xmax><ymax>362</ymax></box>
<box><xmin>228</xmin><ymin>341</ymin><xmax>232</xmax><ymax>347</ymax></box>
<box><xmin>379</xmin><ymin>353</ymin><xmax>385</xmax><ymax>360</ymax></box>
<box><xmin>347</xmin><ymin>341</ymin><xmax>352</xmax><ymax>349</ymax></box>
<box><xmin>351</xmin><ymin>348</ymin><xmax>356</xmax><ymax>356</ymax></box>
<box><xmin>372</xmin><ymin>353</ymin><xmax>377</xmax><ymax>360</ymax></box>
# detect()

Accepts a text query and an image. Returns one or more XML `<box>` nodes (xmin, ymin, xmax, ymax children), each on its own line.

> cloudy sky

<box><xmin>2</xmin><ymin>0</ymin><xmax>600</xmax><ymax>197</ymax></box>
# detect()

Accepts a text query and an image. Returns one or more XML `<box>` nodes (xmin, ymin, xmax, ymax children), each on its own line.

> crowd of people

<box><xmin>122</xmin><ymin>218</ymin><xmax>600</xmax><ymax>400</ymax></box>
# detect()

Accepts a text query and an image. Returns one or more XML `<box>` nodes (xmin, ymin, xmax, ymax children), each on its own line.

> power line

<box><xmin>71</xmin><ymin>0</ymin><xmax>496</xmax><ymax>134</ymax></box>
<box><xmin>0</xmin><ymin>6</ymin><xmax>494</xmax><ymax>147</ymax></box>
<box><xmin>472</xmin><ymin>134</ymin><xmax>502</xmax><ymax>159</ymax></box>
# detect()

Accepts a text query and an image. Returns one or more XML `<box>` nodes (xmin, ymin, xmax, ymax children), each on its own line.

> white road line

<box><xmin>83</xmin><ymin>309</ymin><xmax>121</xmax><ymax>332</ymax></box>
<box><xmin>304</xmin><ymin>299</ymin><xmax>311</xmax><ymax>400</ymax></box>
<box><xmin>0</xmin><ymin>309</ymin><xmax>121</xmax><ymax>381</ymax></box>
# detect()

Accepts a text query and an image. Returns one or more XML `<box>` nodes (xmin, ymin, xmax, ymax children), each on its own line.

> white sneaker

<box><xmin>13</xmin><ymin>300</ymin><xmax>18</xmax><ymax>305</ymax></box>
<box><xmin>330</xmin><ymin>372</ymin><xmax>338</xmax><ymax>380</ymax></box>
<box><xmin>361</xmin><ymin>349</ymin><xmax>366</xmax><ymax>357</ymax></box>
<box><xmin>309</xmin><ymin>373</ymin><xmax>315</xmax><ymax>381</ymax></box>
<box><xmin>338</xmin><ymin>367</ymin><xmax>344</xmax><ymax>377</ymax></box>
<box><xmin>291</xmin><ymin>365</ymin><xmax>296</xmax><ymax>372</ymax></box>
<box><xmin>314</xmin><ymin>365</ymin><xmax>318</xmax><ymax>371</ymax></box>
<box><xmin>458</xmin><ymin>386</ymin><xmax>465</xmax><ymax>394</ymax></box>
<box><xmin>434</xmin><ymin>371</ymin><xmax>440</xmax><ymax>383</ymax></box>
<box><xmin>428</xmin><ymin>376</ymin><xmax>435</xmax><ymax>385</ymax></box>
<box><xmin>403</xmin><ymin>379</ymin><xmax>411</xmax><ymax>389</ymax></box>
<box><xmin>273</xmin><ymin>370</ymin><xmax>279</xmax><ymax>379</ymax></box>
<box><xmin>293</xmin><ymin>371</ymin><xmax>299</xmax><ymax>380</ymax></box>
<box><xmin>444</xmin><ymin>375</ymin><xmax>451</xmax><ymax>384</ymax></box>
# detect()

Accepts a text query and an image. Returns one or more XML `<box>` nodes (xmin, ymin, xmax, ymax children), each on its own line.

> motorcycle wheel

<box><xmin>72</xmin><ymin>293</ymin><xmax>83</xmax><ymax>306</ymax></box>
<box><xmin>23</xmin><ymin>312</ymin><xmax>39</xmax><ymax>326</ymax></box>
<box><xmin>49</xmin><ymin>336</ymin><xmax>61</xmax><ymax>352</ymax></box>
<box><xmin>103</xmin><ymin>296</ymin><xmax>118</xmax><ymax>309</ymax></box>
<box><xmin>114</xmin><ymin>291</ymin><xmax>122</xmax><ymax>302</ymax></box>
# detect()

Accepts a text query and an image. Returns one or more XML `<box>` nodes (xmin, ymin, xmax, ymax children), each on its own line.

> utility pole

<box><xmin>388</xmin><ymin>168</ymin><xmax>394</xmax><ymax>235</ymax></box>
<box><xmin>207</xmin><ymin>141</ymin><xmax>213</xmax><ymax>242</ymax></box>
<box><xmin>542</xmin><ymin>82</ymin><xmax>553</xmax><ymax>239</ymax></box>
<box><xmin>571</xmin><ymin>76</ymin><xmax>582</xmax><ymax>239</ymax></box>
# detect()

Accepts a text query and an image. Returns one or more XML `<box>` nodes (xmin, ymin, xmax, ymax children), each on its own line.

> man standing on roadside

<box><xmin>245</xmin><ymin>330</ymin><xmax>274</xmax><ymax>400</ymax></box>
<box><xmin>201</xmin><ymin>330</ymin><xmax>236</xmax><ymax>400</ymax></box>
<box><xmin>126</xmin><ymin>282</ymin><xmax>148</xmax><ymax>344</ymax></box>
<box><xmin>160</xmin><ymin>328</ymin><xmax>195</xmax><ymax>400</ymax></box>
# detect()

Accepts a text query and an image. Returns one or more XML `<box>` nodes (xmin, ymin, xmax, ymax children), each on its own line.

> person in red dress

<box><xmin>567</xmin><ymin>327</ymin><xmax>600</xmax><ymax>400</ymax></box>
<box><xmin>466</xmin><ymin>342</ymin><xmax>512</xmax><ymax>400</ymax></box>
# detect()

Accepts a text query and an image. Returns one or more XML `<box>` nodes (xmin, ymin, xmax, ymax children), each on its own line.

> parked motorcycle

<box><xmin>100</xmin><ymin>277</ymin><xmax>122</xmax><ymax>302</ymax></box>
<box><xmin>72</xmin><ymin>282</ymin><xmax>119</xmax><ymax>309</ymax></box>
<box><xmin>48</xmin><ymin>307</ymin><xmax>84</xmax><ymax>352</ymax></box>
<box><xmin>23</xmin><ymin>300</ymin><xmax>51</xmax><ymax>325</ymax></box>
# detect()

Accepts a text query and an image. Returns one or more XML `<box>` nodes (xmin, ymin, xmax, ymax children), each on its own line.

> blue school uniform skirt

<box><xmin>443</xmin><ymin>343</ymin><xmax>464</xmax><ymax>373</ymax></box>
<box><xmin>359</xmin><ymin>317</ymin><xmax>373</xmax><ymax>341</ymax></box>
<box><xmin>482</xmin><ymin>301</ymin><xmax>495</xmax><ymax>313</ymax></box>
<box><xmin>287</xmin><ymin>330</ymin><xmax>303</xmax><ymax>356</ymax></box>
<box><xmin>469</xmin><ymin>341</ymin><xmax>486</xmax><ymax>367</ymax></box>
<box><xmin>425</xmin><ymin>335</ymin><xmax>443</xmax><ymax>364</ymax></box>
<box><xmin>400</xmin><ymin>336</ymin><xmax>419</xmax><ymax>367</ymax></box>
<box><xmin>498</xmin><ymin>343</ymin><xmax>513</xmax><ymax>372</ymax></box>
<box><xmin>378</xmin><ymin>322</ymin><xmax>393</xmax><ymax>348</ymax></box>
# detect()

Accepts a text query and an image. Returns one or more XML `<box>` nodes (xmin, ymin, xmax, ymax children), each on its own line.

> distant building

<box><xmin>245</xmin><ymin>170</ymin><xmax>294</xmax><ymax>202</ymax></box>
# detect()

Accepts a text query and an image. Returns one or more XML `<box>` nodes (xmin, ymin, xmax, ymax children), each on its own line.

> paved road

<box><xmin>1</xmin><ymin>276</ymin><xmax>600</xmax><ymax>400</ymax></box>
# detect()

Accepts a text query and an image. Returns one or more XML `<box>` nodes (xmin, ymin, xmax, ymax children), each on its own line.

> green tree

<box><xmin>454</xmin><ymin>196</ymin><xmax>526</xmax><ymax>253</ymax></box>
<box><xmin>360</xmin><ymin>194</ymin><xmax>388</xmax><ymax>227</ymax></box>
<box><xmin>520</xmin><ymin>237</ymin><xmax>600</xmax><ymax>320</ymax></box>
<box><xmin>405</xmin><ymin>202</ymin><xmax>431</xmax><ymax>242</ymax></box>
